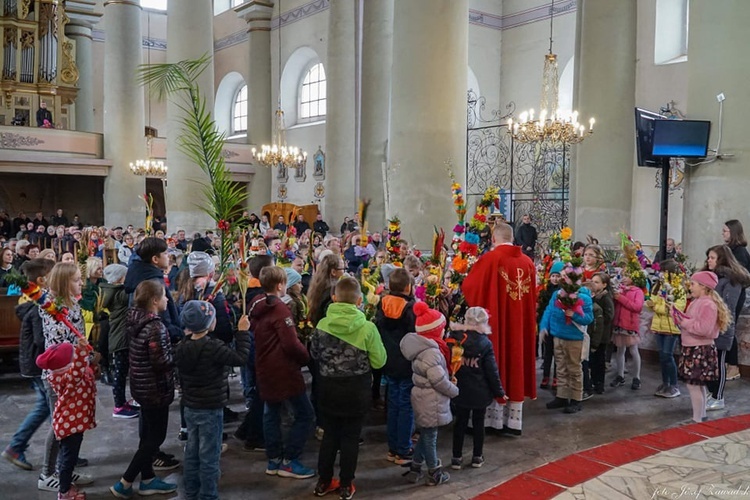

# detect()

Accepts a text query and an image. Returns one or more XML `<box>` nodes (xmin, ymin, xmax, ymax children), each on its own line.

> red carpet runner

<box><xmin>474</xmin><ymin>414</ymin><xmax>750</xmax><ymax>499</ymax></box>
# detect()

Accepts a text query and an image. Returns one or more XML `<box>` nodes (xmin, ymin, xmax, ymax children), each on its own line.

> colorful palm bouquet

<box><xmin>386</xmin><ymin>216</ymin><xmax>402</xmax><ymax>264</ymax></box>
<box><xmin>618</xmin><ymin>231</ymin><xmax>649</xmax><ymax>290</ymax></box>
<box><xmin>546</xmin><ymin>227</ymin><xmax>584</xmax><ymax>324</ymax></box>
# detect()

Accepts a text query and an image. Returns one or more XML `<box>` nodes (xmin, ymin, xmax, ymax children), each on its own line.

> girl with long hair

<box><xmin>307</xmin><ymin>253</ymin><xmax>345</xmax><ymax>327</ymax></box>
<box><xmin>702</xmin><ymin>245</ymin><xmax>750</xmax><ymax>409</ymax></box>
<box><xmin>672</xmin><ymin>271</ymin><xmax>732</xmax><ymax>423</ymax></box>
<box><xmin>721</xmin><ymin>219</ymin><xmax>750</xmax><ymax>381</ymax></box>
<box><xmin>582</xmin><ymin>244</ymin><xmax>606</xmax><ymax>282</ymax></box>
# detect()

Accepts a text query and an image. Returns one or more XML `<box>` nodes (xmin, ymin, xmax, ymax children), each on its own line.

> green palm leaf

<box><xmin>138</xmin><ymin>54</ymin><xmax>248</xmax><ymax>272</ymax></box>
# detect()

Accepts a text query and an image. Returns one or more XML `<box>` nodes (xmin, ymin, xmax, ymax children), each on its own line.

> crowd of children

<box><xmin>2</xmin><ymin>214</ymin><xmax>750</xmax><ymax>499</ymax></box>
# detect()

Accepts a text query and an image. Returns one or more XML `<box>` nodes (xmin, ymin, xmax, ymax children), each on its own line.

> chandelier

<box><xmin>252</xmin><ymin>106</ymin><xmax>307</xmax><ymax>169</ymax></box>
<box><xmin>252</xmin><ymin>0</ymin><xmax>306</xmax><ymax>169</ymax></box>
<box><xmin>130</xmin><ymin>131</ymin><xmax>167</xmax><ymax>177</ymax></box>
<box><xmin>507</xmin><ymin>0</ymin><xmax>594</xmax><ymax>145</ymax></box>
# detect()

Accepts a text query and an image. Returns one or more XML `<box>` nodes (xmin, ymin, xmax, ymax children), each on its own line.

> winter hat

<box><xmin>549</xmin><ymin>260</ymin><xmax>565</xmax><ymax>276</ymax></box>
<box><xmin>188</xmin><ymin>251</ymin><xmax>215</xmax><ymax>278</ymax></box>
<box><xmin>413</xmin><ymin>301</ymin><xmax>451</xmax><ymax>367</ymax></box>
<box><xmin>464</xmin><ymin>307</ymin><xmax>492</xmax><ymax>334</ymax></box>
<box><xmin>36</xmin><ymin>342</ymin><xmax>74</xmax><ymax>371</ymax></box>
<box><xmin>180</xmin><ymin>300</ymin><xmax>216</xmax><ymax>333</ymax></box>
<box><xmin>284</xmin><ymin>267</ymin><xmax>302</xmax><ymax>288</ymax></box>
<box><xmin>380</xmin><ymin>263</ymin><xmax>397</xmax><ymax>287</ymax></box>
<box><xmin>691</xmin><ymin>270</ymin><xmax>718</xmax><ymax>290</ymax></box>
<box><xmin>103</xmin><ymin>263</ymin><xmax>128</xmax><ymax>284</ymax></box>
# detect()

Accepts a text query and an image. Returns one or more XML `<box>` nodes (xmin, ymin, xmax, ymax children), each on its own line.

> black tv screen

<box><xmin>652</xmin><ymin>119</ymin><xmax>711</xmax><ymax>158</ymax></box>
<box><xmin>634</xmin><ymin>108</ymin><xmax>663</xmax><ymax>167</ymax></box>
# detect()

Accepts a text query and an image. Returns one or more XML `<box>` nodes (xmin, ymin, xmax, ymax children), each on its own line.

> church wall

<box><xmin>469</xmin><ymin>0</ymin><xmax>503</xmax><ymax>114</ymax></box>
<box><xmin>631</xmin><ymin>0</ymin><xmax>688</xmax><ymax>257</ymax></box>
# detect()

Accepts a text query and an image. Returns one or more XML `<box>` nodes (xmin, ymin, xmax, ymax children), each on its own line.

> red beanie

<box><xmin>413</xmin><ymin>301</ymin><xmax>450</xmax><ymax>367</ymax></box>
<box><xmin>36</xmin><ymin>342</ymin><xmax>74</xmax><ymax>371</ymax></box>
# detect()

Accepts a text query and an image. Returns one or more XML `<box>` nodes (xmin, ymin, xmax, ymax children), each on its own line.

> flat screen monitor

<box><xmin>652</xmin><ymin>119</ymin><xmax>711</xmax><ymax>158</ymax></box>
<box><xmin>634</xmin><ymin>107</ymin><xmax>663</xmax><ymax>167</ymax></box>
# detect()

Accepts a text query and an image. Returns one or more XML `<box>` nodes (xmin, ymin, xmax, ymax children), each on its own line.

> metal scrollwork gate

<box><xmin>466</xmin><ymin>90</ymin><xmax>569</xmax><ymax>248</ymax></box>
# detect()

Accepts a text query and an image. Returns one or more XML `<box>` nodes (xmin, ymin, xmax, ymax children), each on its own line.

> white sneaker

<box><xmin>71</xmin><ymin>470</ymin><xmax>94</xmax><ymax>485</ymax></box>
<box><xmin>706</xmin><ymin>397</ymin><xmax>725</xmax><ymax>411</ymax></box>
<box><xmin>38</xmin><ymin>472</ymin><xmax>94</xmax><ymax>491</ymax></box>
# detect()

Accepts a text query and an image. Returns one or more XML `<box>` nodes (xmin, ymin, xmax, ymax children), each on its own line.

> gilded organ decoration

<box><xmin>0</xmin><ymin>0</ymin><xmax>79</xmax><ymax>128</ymax></box>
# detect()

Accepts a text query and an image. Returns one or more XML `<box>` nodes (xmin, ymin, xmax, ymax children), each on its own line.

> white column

<box><xmin>65</xmin><ymin>1</ymin><xmax>101</xmax><ymax>133</ymax></box>
<box><xmin>102</xmin><ymin>0</ymin><xmax>145</xmax><ymax>227</ymax></box>
<box><xmin>324</xmin><ymin>0</ymin><xmax>357</xmax><ymax>227</ymax></box>
<box><xmin>683</xmin><ymin>0</ymin><xmax>750</xmax><ymax>257</ymax></box>
<box><xmin>166</xmin><ymin>0</ymin><xmax>215</xmax><ymax>233</ymax></box>
<box><xmin>359</xmin><ymin>0</ymin><xmax>393</xmax><ymax>230</ymax></box>
<box><xmin>389</xmin><ymin>0</ymin><xmax>468</xmax><ymax>249</ymax></box>
<box><xmin>571</xmin><ymin>0</ymin><xmax>636</xmax><ymax>243</ymax></box>
<box><xmin>236</xmin><ymin>1</ymin><xmax>273</xmax><ymax>212</ymax></box>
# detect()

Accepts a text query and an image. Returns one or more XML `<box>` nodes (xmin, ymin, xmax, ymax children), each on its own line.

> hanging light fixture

<box><xmin>507</xmin><ymin>0</ymin><xmax>594</xmax><ymax>144</ymax></box>
<box><xmin>252</xmin><ymin>0</ymin><xmax>307</xmax><ymax>169</ymax></box>
<box><xmin>130</xmin><ymin>12</ymin><xmax>167</xmax><ymax>178</ymax></box>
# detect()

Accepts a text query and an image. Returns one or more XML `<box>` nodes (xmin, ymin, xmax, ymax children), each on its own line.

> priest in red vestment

<box><xmin>462</xmin><ymin>222</ymin><xmax>538</xmax><ymax>434</ymax></box>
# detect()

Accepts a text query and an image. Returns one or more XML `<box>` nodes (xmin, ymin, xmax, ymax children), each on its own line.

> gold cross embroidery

<box><xmin>499</xmin><ymin>267</ymin><xmax>531</xmax><ymax>301</ymax></box>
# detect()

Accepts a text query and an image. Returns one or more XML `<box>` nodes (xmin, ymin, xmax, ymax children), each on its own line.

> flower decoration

<box><xmin>554</xmin><ymin>262</ymin><xmax>585</xmax><ymax>324</ymax></box>
<box><xmin>386</xmin><ymin>216</ymin><xmax>402</xmax><ymax>263</ymax></box>
<box><xmin>560</xmin><ymin>226</ymin><xmax>573</xmax><ymax>240</ymax></box>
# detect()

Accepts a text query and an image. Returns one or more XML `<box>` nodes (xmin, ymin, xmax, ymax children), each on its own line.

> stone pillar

<box><xmin>389</xmin><ymin>0</ymin><xmax>468</xmax><ymax>249</ymax></box>
<box><xmin>324</xmin><ymin>0</ymin><xmax>357</xmax><ymax>228</ymax></box>
<box><xmin>236</xmin><ymin>1</ymin><xmax>273</xmax><ymax>213</ymax></box>
<box><xmin>65</xmin><ymin>1</ymin><xmax>101</xmax><ymax>133</ymax></box>
<box><xmin>166</xmin><ymin>0</ymin><xmax>215</xmax><ymax>233</ymax></box>
<box><xmin>359</xmin><ymin>0</ymin><xmax>393</xmax><ymax>231</ymax></box>
<box><xmin>571</xmin><ymin>0</ymin><xmax>636</xmax><ymax>243</ymax></box>
<box><xmin>683</xmin><ymin>1</ymin><xmax>750</xmax><ymax>257</ymax></box>
<box><xmin>102</xmin><ymin>0</ymin><xmax>145</xmax><ymax>227</ymax></box>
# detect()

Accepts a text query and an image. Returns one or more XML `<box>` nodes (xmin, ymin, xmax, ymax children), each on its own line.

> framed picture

<box><xmin>314</xmin><ymin>182</ymin><xmax>325</xmax><ymax>199</ymax></box>
<box><xmin>278</xmin><ymin>184</ymin><xmax>288</xmax><ymax>200</ymax></box>
<box><xmin>277</xmin><ymin>163</ymin><xmax>288</xmax><ymax>183</ymax></box>
<box><xmin>294</xmin><ymin>157</ymin><xmax>307</xmax><ymax>182</ymax></box>
<box><xmin>313</xmin><ymin>146</ymin><xmax>325</xmax><ymax>180</ymax></box>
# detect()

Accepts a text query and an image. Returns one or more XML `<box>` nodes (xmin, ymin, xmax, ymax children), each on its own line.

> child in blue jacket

<box><xmin>539</xmin><ymin>270</ymin><xmax>594</xmax><ymax>414</ymax></box>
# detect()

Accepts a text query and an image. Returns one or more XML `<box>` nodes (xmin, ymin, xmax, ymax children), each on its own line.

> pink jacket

<box><xmin>675</xmin><ymin>296</ymin><xmax>719</xmax><ymax>346</ymax></box>
<box><xmin>613</xmin><ymin>286</ymin><xmax>645</xmax><ymax>332</ymax></box>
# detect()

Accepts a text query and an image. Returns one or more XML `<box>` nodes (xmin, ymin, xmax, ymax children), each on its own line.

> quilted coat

<box><xmin>400</xmin><ymin>333</ymin><xmax>458</xmax><ymax>428</ymax></box>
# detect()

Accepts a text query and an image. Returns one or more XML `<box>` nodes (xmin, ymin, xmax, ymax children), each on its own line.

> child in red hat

<box><xmin>400</xmin><ymin>301</ymin><xmax>457</xmax><ymax>486</ymax></box>
<box><xmin>36</xmin><ymin>339</ymin><xmax>96</xmax><ymax>500</ymax></box>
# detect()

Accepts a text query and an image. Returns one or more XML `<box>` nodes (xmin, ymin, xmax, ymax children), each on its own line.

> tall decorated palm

<box><xmin>137</xmin><ymin>55</ymin><xmax>247</xmax><ymax>273</ymax></box>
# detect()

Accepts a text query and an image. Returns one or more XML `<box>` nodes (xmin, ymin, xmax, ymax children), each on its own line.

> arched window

<box><xmin>299</xmin><ymin>63</ymin><xmax>326</xmax><ymax>121</ymax></box>
<box><xmin>232</xmin><ymin>85</ymin><xmax>248</xmax><ymax>135</ymax></box>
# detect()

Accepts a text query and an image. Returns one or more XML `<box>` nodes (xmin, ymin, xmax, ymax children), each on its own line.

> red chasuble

<box><xmin>462</xmin><ymin>244</ymin><xmax>538</xmax><ymax>401</ymax></box>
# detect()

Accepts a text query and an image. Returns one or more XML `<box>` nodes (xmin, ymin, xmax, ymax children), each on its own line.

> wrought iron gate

<box><xmin>466</xmin><ymin>90</ymin><xmax>569</xmax><ymax>247</ymax></box>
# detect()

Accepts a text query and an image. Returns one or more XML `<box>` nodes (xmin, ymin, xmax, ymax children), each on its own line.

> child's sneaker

<box><xmin>2</xmin><ymin>446</ymin><xmax>33</xmax><ymax>470</ymax></box>
<box><xmin>471</xmin><ymin>456</ymin><xmax>485</xmax><ymax>468</ymax></box>
<box><xmin>313</xmin><ymin>478</ymin><xmax>340</xmax><ymax>496</ymax></box>
<box><xmin>265</xmin><ymin>458</ymin><xmax>282</xmax><ymax>476</ymax></box>
<box><xmin>610</xmin><ymin>376</ymin><xmax>625</xmax><ymax>387</ymax></box>
<box><xmin>386</xmin><ymin>451</ymin><xmax>397</xmax><ymax>462</ymax></box>
<box><xmin>539</xmin><ymin>377</ymin><xmax>550</xmax><ymax>389</ymax></box>
<box><xmin>426</xmin><ymin>464</ymin><xmax>450</xmax><ymax>486</ymax></box>
<box><xmin>152</xmin><ymin>451</ymin><xmax>180</xmax><ymax>471</ymax></box>
<box><xmin>450</xmin><ymin>457</ymin><xmax>462</xmax><ymax>470</ymax></box>
<box><xmin>277</xmin><ymin>459</ymin><xmax>315</xmax><ymax>479</ymax></box>
<box><xmin>339</xmin><ymin>483</ymin><xmax>356</xmax><ymax>500</ymax></box>
<box><xmin>394</xmin><ymin>451</ymin><xmax>413</xmax><ymax>465</ymax></box>
<box><xmin>551</xmin><ymin>378</ymin><xmax>558</xmax><ymax>388</ymax></box>
<box><xmin>138</xmin><ymin>477</ymin><xmax>177</xmax><ymax>496</ymax></box>
<box><xmin>112</xmin><ymin>404</ymin><xmax>139</xmax><ymax>419</ymax></box>
<box><xmin>58</xmin><ymin>485</ymin><xmax>86</xmax><ymax>500</ymax></box>
<box><xmin>631</xmin><ymin>378</ymin><xmax>641</xmax><ymax>390</ymax></box>
<box><xmin>39</xmin><ymin>473</ymin><xmax>61</xmax><ymax>492</ymax></box>
<box><xmin>402</xmin><ymin>461</ymin><xmax>423</xmax><ymax>483</ymax></box>
<box><xmin>109</xmin><ymin>480</ymin><xmax>134</xmax><ymax>499</ymax></box>
<box><xmin>177</xmin><ymin>429</ymin><xmax>188</xmax><ymax>442</ymax></box>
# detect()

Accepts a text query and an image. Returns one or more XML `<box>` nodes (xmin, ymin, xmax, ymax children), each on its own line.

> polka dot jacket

<box><xmin>46</xmin><ymin>342</ymin><xmax>97</xmax><ymax>440</ymax></box>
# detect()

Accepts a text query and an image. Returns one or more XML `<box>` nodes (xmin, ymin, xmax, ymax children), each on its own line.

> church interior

<box><xmin>3</xmin><ymin>1</ymin><xmax>750</xmax><ymax>499</ymax></box>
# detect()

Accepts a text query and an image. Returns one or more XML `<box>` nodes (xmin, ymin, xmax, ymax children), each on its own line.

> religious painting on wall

<box><xmin>294</xmin><ymin>157</ymin><xmax>307</xmax><ymax>182</ymax></box>
<box><xmin>277</xmin><ymin>162</ymin><xmax>288</xmax><ymax>183</ymax></box>
<box><xmin>313</xmin><ymin>146</ymin><xmax>325</xmax><ymax>180</ymax></box>
<box><xmin>278</xmin><ymin>184</ymin><xmax>288</xmax><ymax>201</ymax></box>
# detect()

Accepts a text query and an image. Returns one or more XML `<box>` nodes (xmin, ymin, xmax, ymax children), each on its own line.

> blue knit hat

<box><xmin>550</xmin><ymin>261</ymin><xmax>565</xmax><ymax>276</ymax></box>
<box><xmin>284</xmin><ymin>267</ymin><xmax>302</xmax><ymax>288</ymax></box>
<box><xmin>180</xmin><ymin>300</ymin><xmax>216</xmax><ymax>333</ymax></box>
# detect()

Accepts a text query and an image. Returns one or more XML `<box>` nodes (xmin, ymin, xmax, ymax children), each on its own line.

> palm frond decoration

<box><xmin>137</xmin><ymin>55</ymin><xmax>247</xmax><ymax>272</ymax></box>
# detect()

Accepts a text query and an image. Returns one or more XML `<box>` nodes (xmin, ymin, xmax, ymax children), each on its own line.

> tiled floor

<box><xmin>2</xmin><ymin>358</ymin><xmax>750</xmax><ymax>499</ymax></box>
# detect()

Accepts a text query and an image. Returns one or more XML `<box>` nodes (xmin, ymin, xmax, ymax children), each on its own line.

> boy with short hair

<box><xmin>174</xmin><ymin>301</ymin><xmax>251</xmax><ymax>500</ymax></box>
<box><xmin>250</xmin><ymin>266</ymin><xmax>314</xmax><ymax>479</ymax></box>
<box><xmin>310</xmin><ymin>277</ymin><xmax>386</xmax><ymax>499</ymax></box>
<box><xmin>2</xmin><ymin>258</ymin><xmax>55</xmax><ymax>470</ymax></box>
<box><xmin>374</xmin><ymin>268</ymin><xmax>417</xmax><ymax>465</ymax></box>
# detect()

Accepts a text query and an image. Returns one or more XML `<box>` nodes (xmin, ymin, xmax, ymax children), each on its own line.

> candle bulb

<box><xmin>589</xmin><ymin>117</ymin><xmax>596</xmax><ymax>131</ymax></box>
